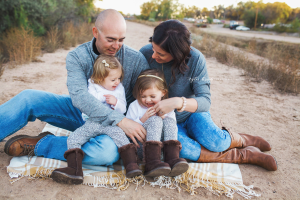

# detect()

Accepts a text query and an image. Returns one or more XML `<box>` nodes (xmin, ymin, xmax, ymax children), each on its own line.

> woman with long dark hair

<box><xmin>140</xmin><ymin>20</ymin><xmax>277</xmax><ymax>171</ymax></box>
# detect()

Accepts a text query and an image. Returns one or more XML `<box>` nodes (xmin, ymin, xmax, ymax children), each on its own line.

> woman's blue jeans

<box><xmin>0</xmin><ymin>89</ymin><xmax>119</xmax><ymax>166</ymax></box>
<box><xmin>178</xmin><ymin>112</ymin><xmax>231</xmax><ymax>161</ymax></box>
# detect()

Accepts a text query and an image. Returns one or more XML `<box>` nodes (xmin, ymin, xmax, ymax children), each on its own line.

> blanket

<box><xmin>6</xmin><ymin>123</ymin><xmax>260</xmax><ymax>199</ymax></box>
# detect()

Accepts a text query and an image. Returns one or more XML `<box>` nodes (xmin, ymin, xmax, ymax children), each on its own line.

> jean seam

<box><xmin>34</xmin><ymin>134</ymin><xmax>52</xmax><ymax>156</ymax></box>
<box><xmin>36</xmin><ymin>114</ymin><xmax>82</xmax><ymax>125</ymax></box>
<box><xmin>0</xmin><ymin>121</ymin><xmax>28</xmax><ymax>141</ymax></box>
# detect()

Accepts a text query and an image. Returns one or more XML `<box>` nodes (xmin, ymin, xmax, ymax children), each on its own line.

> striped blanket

<box><xmin>7</xmin><ymin>124</ymin><xmax>260</xmax><ymax>199</ymax></box>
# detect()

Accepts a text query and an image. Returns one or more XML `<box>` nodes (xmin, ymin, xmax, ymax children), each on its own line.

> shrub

<box><xmin>2</xmin><ymin>27</ymin><xmax>42</xmax><ymax>64</ymax></box>
<box><xmin>207</xmin><ymin>17</ymin><xmax>213</xmax><ymax>24</ymax></box>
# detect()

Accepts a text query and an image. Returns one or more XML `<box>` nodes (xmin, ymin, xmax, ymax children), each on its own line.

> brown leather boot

<box><xmin>197</xmin><ymin>146</ymin><xmax>277</xmax><ymax>171</ymax></box>
<box><xmin>51</xmin><ymin>148</ymin><xmax>84</xmax><ymax>185</ymax></box>
<box><xmin>163</xmin><ymin>140</ymin><xmax>189</xmax><ymax>177</ymax></box>
<box><xmin>4</xmin><ymin>132</ymin><xmax>54</xmax><ymax>157</ymax></box>
<box><xmin>222</xmin><ymin>125</ymin><xmax>271</xmax><ymax>151</ymax></box>
<box><xmin>118</xmin><ymin>143</ymin><xmax>142</xmax><ymax>178</ymax></box>
<box><xmin>144</xmin><ymin>141</ymin><xmax>171</xmax><ymax>177</ymax></box>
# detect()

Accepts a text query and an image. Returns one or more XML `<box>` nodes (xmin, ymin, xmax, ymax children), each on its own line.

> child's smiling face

<box><xmin>101</xmin><ymin>68</ymin><xmax>122</xmax><ymax>91</ymax></box>
<box><xmin>139</xmin><ymin>86</ymin><xmax>165</xmax><ymax>108</ymax></box>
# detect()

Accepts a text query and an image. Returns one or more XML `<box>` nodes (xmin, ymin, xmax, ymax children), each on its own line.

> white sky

<box><xmin>94</xmin><ymin>0</ymin><xmax>300</xmax><ymax>15</ymax></box>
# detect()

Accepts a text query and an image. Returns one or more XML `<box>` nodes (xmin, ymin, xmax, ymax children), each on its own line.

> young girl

<box><xmin>51</xmin><ymin>55</ymin><xmax>142</xmax><ymax>185</ymax></box>
<box><xmin>126</xmin><ymin>69</ymin><xmax>189</xmax><ymax>177</ymax></box>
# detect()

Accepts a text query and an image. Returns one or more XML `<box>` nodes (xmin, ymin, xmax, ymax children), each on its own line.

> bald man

<box><xmin>1</xmin><ymin>10</ymin><xmax>149</xmax><ymax>166</ymax></box>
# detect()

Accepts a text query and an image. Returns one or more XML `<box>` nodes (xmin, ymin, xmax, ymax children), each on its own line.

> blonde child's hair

<box><xmin>91</xmin><ymin>55</ymin><xmax>124</xmax><ymax>84</ymax></box>
<box><xmin>133</xmin><ymin>69</ymin><xmax>168</xmax><ymax>105</ymax></box>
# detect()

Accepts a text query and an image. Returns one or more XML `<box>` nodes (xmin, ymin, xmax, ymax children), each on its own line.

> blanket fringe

<box><xmin>7</xmin><ymin>167</ymin><xmax>260</xmax><ymax>199</ymax></box>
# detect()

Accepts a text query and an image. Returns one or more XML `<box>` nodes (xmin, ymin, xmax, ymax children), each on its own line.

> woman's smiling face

<box><xmin>151</xmin><ymin>42</ymin><xmax>174</xmax><ymax>64</ymax></box>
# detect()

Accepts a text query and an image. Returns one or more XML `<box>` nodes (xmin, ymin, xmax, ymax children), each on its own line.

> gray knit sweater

<box><xmin>140</xmin><ymin>44</ymin><xmax>211</xmax><ymax>123</ymax></box>
<box><xmin>66</xmin><ymin>38</ymin><xmax>149</xmax><ymax>126</ymax></box>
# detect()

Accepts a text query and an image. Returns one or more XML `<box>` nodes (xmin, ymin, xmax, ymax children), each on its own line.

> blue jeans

<box><xmin>0</xmin><ymin>89</ymin><xmax>119</xmax><ymax>166</ymax></box>
<box><xmin>178</xmin><ymin>112</ymin><xmax>231</xmax><ymax>161</ymax></box>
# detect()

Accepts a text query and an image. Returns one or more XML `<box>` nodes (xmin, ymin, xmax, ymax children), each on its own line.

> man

<box><xmin>1</xmin><ymin>10</ymin><xmax>149</xmax><ymax>168</ymax></box>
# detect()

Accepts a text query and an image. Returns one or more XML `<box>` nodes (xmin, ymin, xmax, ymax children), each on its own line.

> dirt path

<box><xmin>197</xmin><ymin>24</ymin><xmax>300</xmax><ymax>44</ymax></box>
<box><xmin>0</xmin><ymin>21</ymin><xmax>299</xmax><ymax>199</ymax></box>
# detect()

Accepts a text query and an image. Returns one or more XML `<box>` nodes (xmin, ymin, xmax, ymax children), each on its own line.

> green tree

<box><xmin>244</xmin><ymin>10</ymin><xmax>264</xmax><ymax>28</ymax></box>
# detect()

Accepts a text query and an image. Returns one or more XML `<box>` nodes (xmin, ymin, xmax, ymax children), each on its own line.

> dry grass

<box><xmin>62</xmin><ymin>22</ymin><xmax>77</xmax><ymax>50</ymax></box>
<box><xmin>192</xmin><ymin>30</ymin><xmax>300</xmax><ymax>93</ymax></box>
<box><xmin>2</xmin><ymin>27</ymin><xmax>42</xmax><ymax>65</ymax></box>
<box><xmin>44</xmin><ymin>27</ymin><xmax>60</xmax><ymax>53</ymax></box>
<box><xmin>0</xmin><ymin>53</ymin><xmax>5</xmax><ymax>77</ymax></box>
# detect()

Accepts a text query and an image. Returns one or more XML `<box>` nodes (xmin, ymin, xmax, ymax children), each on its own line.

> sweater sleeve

<box><xmin>191</xmin><ymin>53</ymin><xmax>211</xmax><ymax>112</ymax></box>
<box><xmin>66</xmin><ymin>51</ymin><xmax>125</xmax><ymax>126</ymax></box>
<box><xmin>113</xmin><ymin>84</ymin><xmax>127</xmax><ymax>114</ymax></box>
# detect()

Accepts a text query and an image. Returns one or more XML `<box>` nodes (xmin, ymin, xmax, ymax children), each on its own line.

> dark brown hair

<box><xmin>133</xmin><ymin>69</ymin><xmax>168</xmax><ymax>105</ymax></box>
<box><xmin>91</xmin><ymin>55</ymin><xmax>124</xmax><ymax>84</ymax></box>
<box><xmin>149</xmin><ymin>19</ymin><xmax>191</xmax><ymax>85</ymax></box>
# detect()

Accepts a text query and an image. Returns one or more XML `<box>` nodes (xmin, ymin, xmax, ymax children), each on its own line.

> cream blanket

<box><xmin>7</xmin><ymin>124</ymin><xmax>260</xmax><ymax>199</ymax></box>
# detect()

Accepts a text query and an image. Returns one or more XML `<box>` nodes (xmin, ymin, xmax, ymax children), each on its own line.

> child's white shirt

<box><xmin>126</xmin><ymin>100</ymin><xmax>176</xmax><ymax>125</ymax></box>
<box><xmin>82</xmin><ymin>79</ymin><xmax>126</xmax><ymax>120</ymax></box>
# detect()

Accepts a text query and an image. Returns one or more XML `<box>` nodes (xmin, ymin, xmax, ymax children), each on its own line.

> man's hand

<box><xmin>104</xmin><ymin>94</ymin><xmax>117</xmax><ymax>106</ymax></box>
<box><xmin>140</xmin><ymin>107</ymin><xmax>156</xmax><ymax>123</ymax></box>
<box><xmin>117</xmin><ymin>118</ymin><xmax>146</xmax><ymax>147</ymax></box>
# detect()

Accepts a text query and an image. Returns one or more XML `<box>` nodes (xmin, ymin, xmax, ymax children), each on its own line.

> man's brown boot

<box><xmin>118</xmin><ymin>143</ymin><xmax>143</xmax><ymax>178</ymax></box>
<box><xmin>163</xmin><ymin>140</ymin><xmax>189</xmax><ymax>177</ymax></box>
<box><xmin>51</xmin><ymin>148</ymin><xmax>84</xmax><ymax>185</ymax></box>
<box><xmin>222</xmin><ymin>125</ymin><xmax>271</xmax><ymax>151</ymax></box>
<box><xmin>4</xmin><ymin>132</ymin><xmax>54</xmax><ymax>156</ymax></box>
<box><xmin>144</xmin><ymin>141</ymin><xmax>171</xmax><ymax>177</ymax></box>
<box><xmin>197</xmin><ymin>146</ymin><xmax>277</xmax><ymax>171</ymax></box>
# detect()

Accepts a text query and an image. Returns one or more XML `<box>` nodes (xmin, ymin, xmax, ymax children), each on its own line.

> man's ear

<box><xmin>92</xmin><ymin>27</ymin><xmax>98</xmax><ymax>38</ymax></box>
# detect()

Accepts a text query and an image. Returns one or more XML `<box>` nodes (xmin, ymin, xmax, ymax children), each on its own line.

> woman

<box><xmin>139</xmin><ymin>20</ymin><xmax>277</xmax><ymax>171</ymax></box>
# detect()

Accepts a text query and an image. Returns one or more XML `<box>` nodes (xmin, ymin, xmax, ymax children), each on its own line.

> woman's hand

<box><xmin>153</xmin><ymin>97</ymin><xmax>182</xmax><ymax>116</ymax></box>
<box><xmin>140</xmin><ymin>107</ymin><xmax>156</xmax><ymax>123</ymax></box>
<box><xmin>104</xmin><ymin>94</ymin><xmax>117</xmax><ymax>106</ymax></box>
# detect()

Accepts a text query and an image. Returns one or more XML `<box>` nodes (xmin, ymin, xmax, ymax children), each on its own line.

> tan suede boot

<box><xmin>197</xmin><ymin>146</ymin><xmax>277</xmax><ymax>171</ymax></box>
<box><xmin>118</xmin><ymin>143</ymin><xmax>142</xmax><ymax>178</ymax></box>
<box><xmin>163</xmin><ymin>140</ymin><xmax>189</xmax><ymax>177</ymax></box>
<box><xmin>222</xmin><ymin>125</ymin><xmax>271</xmax><ymax>151</ymax></box>
<box><xmin>144</xmin><ymin>141</ymin><xmax>171</xmax><ymax>177</ymax></box>
<box><xmin>51</xmin><ymin>148</ymin><xmax>84</xmax><ymax>184</ymax></box>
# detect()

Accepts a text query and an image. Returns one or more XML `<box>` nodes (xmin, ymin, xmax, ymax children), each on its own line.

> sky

<box><xmin>94</xmin><ymin>0</ymin><xmax>300</xmax><ymax>15</ymax></box>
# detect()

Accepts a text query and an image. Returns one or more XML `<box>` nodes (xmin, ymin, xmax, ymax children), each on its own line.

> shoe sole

<box><xmin>126</xmin><ymin>169</ymin><xmax>143</xmax><ymax>178</ymax></box>
<box><xmin>51</xmin><ymin>171</ymin><xmax>83</xmax><ymax>185</ymax></box>
<box><xmin>168</xmin><ymin>161</ymin><xmax>189</xmax><ymax>177</ymax></box>
<box><xmin>144</xmin><ymin>166</ymin><xmax>171</xmax><ymax>177</ymax></box>
<box><xmin>4</xmin><ymin>132</ymin><xmax>54</xmax><ymax>156</ymax></box>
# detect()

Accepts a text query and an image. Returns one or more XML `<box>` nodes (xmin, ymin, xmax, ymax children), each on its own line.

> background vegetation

<box><xmin>0</xmin><ymin>0</ymin><xmax>100</xmax><ymax>74</ymax></box>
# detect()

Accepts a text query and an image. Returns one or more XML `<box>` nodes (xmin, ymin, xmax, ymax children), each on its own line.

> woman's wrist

<box><xmin>177</xmin><ymin>97</ymin><xmax>187</xmax><ymax>112</ymax></box>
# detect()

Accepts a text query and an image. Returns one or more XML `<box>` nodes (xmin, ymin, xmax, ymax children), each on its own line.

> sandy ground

<box><xmin>197</xmin><ymin>24</ymin><xmax>300</xmax><ymax>44</ymax></box>
<box><xmin>0</xmin><ymin>21</ymin><xmax>299</xmax><ymax>199</ymax></box>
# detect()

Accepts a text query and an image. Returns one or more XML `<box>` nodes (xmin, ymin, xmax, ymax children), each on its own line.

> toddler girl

<box><xmin>51</xmin><ymin>55</ymin><xmax>142</xmax><ymax>185</ymax></box>
<box><xmin>126</xmin><ymin>69</ymin><xmax>189</xmax><ymax>177</ymax></box>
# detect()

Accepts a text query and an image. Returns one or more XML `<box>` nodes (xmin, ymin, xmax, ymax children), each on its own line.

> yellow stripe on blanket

<box><xmin>6</xmin><ymin>123</ymin><xmax>260</xmax><ymax>199</ymax></box>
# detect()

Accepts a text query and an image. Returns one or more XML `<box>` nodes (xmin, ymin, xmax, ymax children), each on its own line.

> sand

<box><xmin>0</xmin><ymin>21</ymin><xmax>299</xmax><ymax>199</ymax></box>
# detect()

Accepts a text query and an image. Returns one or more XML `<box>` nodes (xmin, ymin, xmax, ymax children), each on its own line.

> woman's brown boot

<box><xmin>51</xmin><ymin>148</ymin><xmax>84</xmax><ymax>184</ymax></box>
<box><xmin>197</xmin><ymin>146</ymin><xmax>277</xmax><ymax>171</ymax></box>
<box><xmin>144</xmin><ymin>141</ymin><xmax>171</xmax><ymax>177</ymax></box>
<box><xmin>118</xmin><ymin>143</ymin><xmax>143</xmax><ymax>178</ymax></box>
<box><xmin>163</xmin><ymin>140</ymin><xmax>189</xmax><ymax>177</ymax></box>
<box><xmin>222</xmin><ymin>125</ymin><xmax>271</xmax><ymax>151</ymax></box>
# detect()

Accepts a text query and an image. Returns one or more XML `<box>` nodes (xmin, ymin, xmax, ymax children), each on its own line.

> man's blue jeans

<box><xmin>0</xmin><ymin>90</ymin><xmax>119</xmax><ymax>166</ymax></box>
<box><xmin>178</xmin><ymin>112</ymin><xmax>231</xmax><ymax>161</ymax></box>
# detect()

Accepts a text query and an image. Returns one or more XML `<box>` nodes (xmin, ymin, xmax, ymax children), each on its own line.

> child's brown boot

<box><xmin>118</xmin><ymin>143</ymin><xmax>143</xmax><ymax>178</ymax></box>
<box><xmin>144</xmin><ymin>141</ymin><xmax>171</xmax><ymax>177</ymax></box>
<box><xmin>163</xmin><ymin>140</ymin><xmax>189</xmax><ymax>177</ymax></box>
<box><xmin>51</xmin><ymin>148</ymin><xmax>84</xmax><ymax>184</ymax></box>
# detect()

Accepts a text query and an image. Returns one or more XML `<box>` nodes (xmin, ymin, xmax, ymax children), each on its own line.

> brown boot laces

<box><xmin>23</xmin><ymin>144</ymin><xmax>35</xmax><ymax>159</ymax></box>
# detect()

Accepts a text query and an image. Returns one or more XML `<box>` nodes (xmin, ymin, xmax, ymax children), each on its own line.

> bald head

<box><xmin>95</xmin><ymin>9</ymin><xmax>126</xmax><ymax>31</ymax></box>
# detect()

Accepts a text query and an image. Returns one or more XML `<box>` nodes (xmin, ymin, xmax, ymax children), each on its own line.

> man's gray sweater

<box><xmin>66</xmin><ymin>38</ymin><xmax>149</xmax><ymax>126</ymax></box>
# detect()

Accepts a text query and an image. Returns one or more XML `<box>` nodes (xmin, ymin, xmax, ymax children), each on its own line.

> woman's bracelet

<box><xmin>177</xmin><ymin>97</ymin><xmax>187</xmax><ymax>112</ymax></box>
